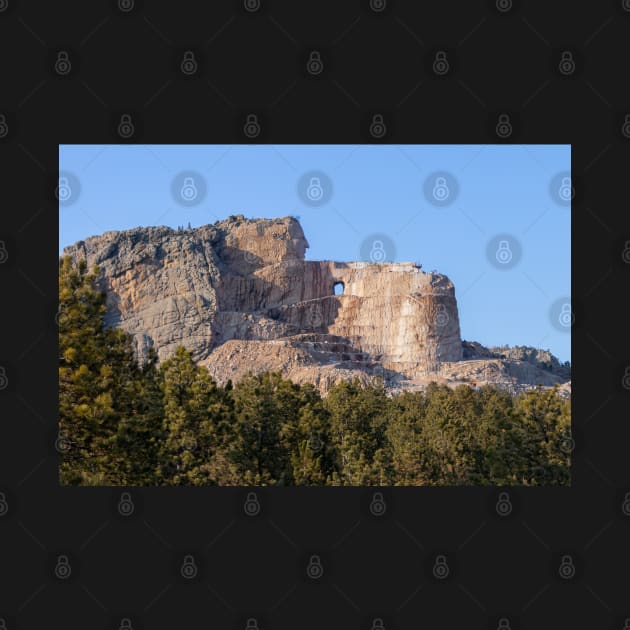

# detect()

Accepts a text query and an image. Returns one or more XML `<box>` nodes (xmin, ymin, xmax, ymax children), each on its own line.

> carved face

<box><xmin>293</xmin><ymin>236</ymin><xmax>309</xmax><ymax>259</ymax></box>
<box><xmin>287</xmin><ymin>221</ymin><xmax>309</xmax><ymax>259</ymax></box>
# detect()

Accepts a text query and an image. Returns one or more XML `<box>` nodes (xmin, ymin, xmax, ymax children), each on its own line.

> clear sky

<box><xmin>59</xmin><ymin>144</ymin><xmax>571</xmax><ymax>362</ymax></box>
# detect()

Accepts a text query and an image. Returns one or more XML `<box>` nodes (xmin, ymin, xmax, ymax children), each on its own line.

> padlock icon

<box><xmin>119</xmin><ymin>618</ymin><xmax>133</xmax><ymax>630</ymax></box>
<box><xmin>56</xmin><ymin>176</ymin><xmax>72</xmax><ymax>202</ymax></box>
<box><xmin>243</xmin><ymin>114</ymin><xmax>261</xmax><ymax>138</ymax></box>
<box><xmin>622</xmin><ymin>492</ymin><xmax>630</xmax><ymax>516</ymax></box>
<box><xmin>558</xmin><ymin>51</ymin><xmax>575</xmax><ymax>75</ymax></box>
<box><xmin>0</xmin><ymin>491</ymin><xmax>8</xmax><ymax>516</ymax></box>
<box><xmin>370</xmin><ymin>114</ymin><xmax>386</xmax><ymax>138</ymax></box>
<box><xmin>558</xmin><ymin>554</ymin><xmax>575</xmax><ymax>579</ymax></box>
<box><xmin>308</xmin><ymin>431</ymin><xmax>322</xmax><ymax>452</ymax></box>
<box><xmin>244</xmin><ymin>492</ymin><xmax>260</xmax><ymax>516</ymax></box>
<box><xmin>0</xmin><ymin>0</ymin><xmax>7</xmax><ymax>12</ymax></box>
<box><xmin>369</xmin><ymin>492</ymin><xmax>386</xmax><ymax>516</ymax></box>
<box><xmin>432</xmin><ymin>50</ymin><xmax>449</xmax><ymax>75</ymax></box>
<box><xmin>432</xmin><ymin>554</ymin><xmax>449</xmax><ymax>579</ymax></box>
<box><xmin>495</xmin><ymin>491</ymin><xmax>512</xmax><ymax>516</ymax></box>
<box><xmin>117</xmin><ymin>492</ymin><xmax>135</xmax><ymax>516</ymax></box>
<box><xmin>371</xmin><ymin>618</ymin><xmax>385</xmax><ymax>630</ymax></box>
<box><xmin>558</xmin><ymin>176</ymin><xmax>573</xmax><ymax>202</ymax></box>
<box><xmin>118</xmin><ymin>0</ymin><xmax>134</xmax><ymax>11</ymax></box>
<box><xmin>245</xmin><ymin>619</ymin><xmax>259</xmax><ymax>630</ymax></box>
<box><xmin>55</xmin><ymin>432</ymin><xmax>71</xmax><ymax>453</ymax></box>
<box><xmin>180</xmin><ymin>176</ymin><xmax>198</xmax><ymax>201</ymax></box>
<box><xmin>244</xmin><ymin>0</ymin><xmax>261</xmax><ymax>11</ymax></box>
<box><xmin>54</xmin><ymin>554</ymin><xmax>72</xmax><ymax>579</ymax></box>
<box><xmin>495</xmin><ymin>240</ymin><xmax>513</xmax><ymax>264</ymax></box>
<box><xmin>622</xmin><ymin>241</ymin><xmax>630</xmax><ymax>264</ymax></box>
<box><xmin>558</xmin><ymin>303</ymin><xmax>573</xmax><ymax>328</ymax></box>
<box><xmin>495</xmin><ymin>0</ymin><xmax>512</xmax><ymax>12</ymax></box>
<box><xmin>432</xmin><ymin>176</ymin><xmax>450</xmax><ymax>201</ymax></box>
<box><xmin>118</xmin><ymin>114</ymin><xmax>134</xmax><ymax>138</ymax></box>
<box><xmin>622</xmin><ymin>114</ymin><xmax>630</xmax><ymax>139</ymax></box>
<box><xmin>54</xmin><ymin>51</ymin><xmax>71</xmax><ymax>75</ymax></box>
<box><xmin>0</xmin><ymin>241</ymin><xmax>8</xmax><ymax>265</ymax></box>
<box><xmin>309</xmin><ymin>303</ymin><xmax>322</xmax><ymax>328</ymax></box>
<box><xmin>0</xmin><ymin>618</ymin><xmax>6</xmax><ymax>630</ymax></box>
<box><xmin>306</xmin><ymin>176</ymin><xmax>324</xmax><ymax>201</ymax></box>
<box><xmin>370</xmin><ymin>0</ymin><xmax>386</xmax><ymax>11</ymax></box>
<box><xmin>369</xmin><ymin>239</ymin><xmax>386</xmax><ymax>262</ymax></box>
<box><xmin>624</xmin><ymin>0</ymin><xmax>630</xmax><ymax>11</ymax></box>
<box><xmin>0</xmin><ymin>114</ymin><xmax>7</xmax><ymax>138</ymax></box>
<box><xmin>181</xmin><ymin>554</ymin><xmax>197</xmax><ymax>579</ymax></box>
<box><xmin>495</xmin><ymin>113</ymin><xmax>512</xmax><ymax>138</ymax></box>
<box><xmin>622</xmin><ymin>366</ymin><xmax>630</xmax><ymax>390</ymax></box>
<box><xmin>307</xmin><ymin>51</ymin><xmax>323</xmax><ymax>75</ymax></box>
<box><xmin>624</xmin><ymin>618</ymin><xmax>630</xmax><ymax>630</ymax></box>
<box><xmin>435</xmin><ymin>303</ymin><xmax>449</xmax><ymax>327</ymax></box>
<box><xmin>560</xmin><ymin>433</ymin><xmax>574</xmax><ymax>454</ymax></box>
<box><xmin>0</xmin><ymin>366</ymin><xmax>8</xmax><ymax>390</ymax></box>
<box><xmin>306</xmin><ymin>554</ymin><xmax>323</xmax><ymax>579</ymax></box>
<box><xmin>181</xmin><ymin>50</ymin><xmax>198</xmax><ymax>75</ymax></box>
<box><xmin>497</xmin><ymin>618</ymin><xmax>511</xmax><ymax>630</ymax></box>
<box><xmin>56</xmin><ymin>306</ymin><xmax>68</xmax><ymax>326</ymax></box>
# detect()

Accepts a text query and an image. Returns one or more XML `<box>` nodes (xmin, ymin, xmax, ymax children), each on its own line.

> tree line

<box><xmin>59</xmin><ymin>256</ymin><xmax>570</xmax><ymax>486</ymax></box>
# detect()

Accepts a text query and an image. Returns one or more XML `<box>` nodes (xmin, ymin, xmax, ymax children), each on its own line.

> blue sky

<box><xmin>59</xmin><ymin>144</ymin><xmax>571</xmax><ymax>362</ymax></box>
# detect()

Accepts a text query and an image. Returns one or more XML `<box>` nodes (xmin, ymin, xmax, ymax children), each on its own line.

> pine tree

<box><xmin>513</xmin><ymin>387</ymin><xmax>570</xmax><ymax>485</ymax></box>
<box><xmin>157</xmin><ymin>345</ymin><xmax>235</xmax><ymax>485</ymax></box>
<box><xmin>325</xmin><ymin>379</ymin><xmax>390</xmax><ymax>485</ymax></box>
<box><xmin>59</xmin><ymin>256</ymin><xmax>157</xmax><ymax>485</ymax></box>
<box><xmin>229</xmin><ymin>372</ymin><xmax>294</xmax><ymax>485</ymax></box>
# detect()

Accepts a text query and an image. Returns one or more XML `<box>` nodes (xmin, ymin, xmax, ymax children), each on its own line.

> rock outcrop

<box><xmin>63</xmin><ymin>215</ymin><xmax>570</xmax><ymax>396</ymax></box>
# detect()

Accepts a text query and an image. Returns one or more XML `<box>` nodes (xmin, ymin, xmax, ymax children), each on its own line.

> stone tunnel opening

<box><xmin>333</xmin><ymin>281</ymin><xmax>344</xmax><ymax>296</ymax></box>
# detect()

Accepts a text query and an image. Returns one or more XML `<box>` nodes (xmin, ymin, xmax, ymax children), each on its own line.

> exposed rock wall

<box><xmin>63</xmin><ymin>215</ymin><xmax>568</xmax><ymax>395</ymax></box>
<box><xmin>63</xmin><ymin>216</ymin><xmax>462</xmax><ymax>374</ymax></box>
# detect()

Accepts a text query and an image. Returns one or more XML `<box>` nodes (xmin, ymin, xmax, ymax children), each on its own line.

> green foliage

<box><xmin>59</xmin><ymin>256</ymin><xmax>163</xmax><ymax>485</ymax></box>
<box><xmin>59</xmin><ymin>256</ymin><xmax>571</xmax><ymax>487</ymax></box>
<box><xmin>157</xmin><ymin>346</ymin><xmax>235</xmax><ymax>486</ymax></box>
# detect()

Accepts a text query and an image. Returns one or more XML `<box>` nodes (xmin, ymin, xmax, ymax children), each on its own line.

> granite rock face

<box><xmin>63</xmin><ymin>215</ymin><xmax>569</xmax><ymax>395</ymax></box>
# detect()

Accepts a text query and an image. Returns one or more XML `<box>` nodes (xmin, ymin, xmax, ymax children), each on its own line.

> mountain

<box><xmin>63</xmin><ymin>215</ymin><xmax>570</xmax><ymax>396</ymax></box>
